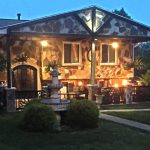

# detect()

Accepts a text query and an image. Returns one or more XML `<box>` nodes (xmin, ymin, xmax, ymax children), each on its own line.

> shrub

<box><xmin>65</xmin><ymin>100</ymin><xmax>99</xmax><ymax>129</ymax></box>
<box><xmin>21</xmin><ymin>103</ymin><xmax>57</xmax><ymax>132</ymax></box>
<box><xmin>25</xmin><ymin>98</ymin><xmax>41</xmax><ymax>108</ymax></box>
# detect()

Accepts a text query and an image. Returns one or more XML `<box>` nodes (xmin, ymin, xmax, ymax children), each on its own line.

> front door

<box><xmin>12</xmin><ymin>65</ymin><xmax>37</xmax><ymax>91</ymax></box>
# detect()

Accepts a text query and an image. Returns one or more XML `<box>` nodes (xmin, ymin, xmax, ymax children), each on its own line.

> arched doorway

<box><xmin>12</xmin><ymin>65</ymin><xmax>37</xmax><ymax>91</ymax></box>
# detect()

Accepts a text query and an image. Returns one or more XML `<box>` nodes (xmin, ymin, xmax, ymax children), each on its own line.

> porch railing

<box><xmin>15</xmin><ymin>90</ymin><xmax>42</xmax><ymax>110</ymax></box>
<box><xmin>14</xmin><ymin>86</ymin><xmax>150</xmax><ymax>110</ymax></box>
<box><xmin>15</xmin><ymin>90</ymin><xmax>86</xmax><ymax>110</ymax></box>
<box><xmin>101</xmin><ymin>86</ymin><xmax>150</xmax><ymax>105</ymax></box>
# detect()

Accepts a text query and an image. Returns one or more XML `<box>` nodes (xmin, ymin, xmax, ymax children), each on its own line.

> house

<box><xmin>0</xmin><ymin>6</ymin><xmax>150</xmax><ymax>98</ymax></box>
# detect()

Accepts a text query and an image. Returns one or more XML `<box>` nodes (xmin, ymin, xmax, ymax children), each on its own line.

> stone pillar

<box><xmin>5</xmin><ymin>87</ymin><xmax>16</xmax><ymax>112</ymax></box>
<box><xmin>125</xmin><ymin>85</ymin><xmax>133</xmax><ymax>104</ymax></box>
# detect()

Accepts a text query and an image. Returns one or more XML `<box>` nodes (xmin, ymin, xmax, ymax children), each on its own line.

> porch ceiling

<box><xmin>1</xmin><ymin>6</ymin><xmax>150</xmax><ymax>42</ymax></box>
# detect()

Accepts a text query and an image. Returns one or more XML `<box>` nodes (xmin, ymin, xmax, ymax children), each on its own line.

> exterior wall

<box><xmin>0</xmin><ymin>38</ymin><xmax>7</xmax><ymax>82</ymax></box>
<box><xmin>10</xmin><ymin>37</ymin><xmax>133</xmax><ymax>88</ymax></box>
<box><xmin>41</xmin><ymin>38</ymin><xmax>133</xmax><ymax>83</ymax></box>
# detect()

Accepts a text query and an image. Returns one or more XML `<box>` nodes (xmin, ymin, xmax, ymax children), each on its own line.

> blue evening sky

<box><xmin>1</xmin><ymin>0</ymin><xmax>150</xmax><ymax>26</ymax></box>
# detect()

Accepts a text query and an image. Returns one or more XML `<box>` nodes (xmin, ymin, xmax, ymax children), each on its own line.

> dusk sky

<box><xmin>1</xmin><ymin>0</ymin><xmax>150</xmax><ymax>26</ymax></box>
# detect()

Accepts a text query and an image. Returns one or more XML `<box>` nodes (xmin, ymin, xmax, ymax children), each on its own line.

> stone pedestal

<box><xmin>87</xmin><ymin>84</ymin><xmax>98</xmax><ymax>100</ymax></box>
<box><xmin>5</xmin><ymin>87</ymin><xmax>16</xmax><ymax>112</ymax></box>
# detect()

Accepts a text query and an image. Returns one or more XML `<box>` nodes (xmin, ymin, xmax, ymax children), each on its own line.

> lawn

<box><xmin>0</xmin><ymin>112</ymin><xmax>150</xmax><ymax>150</ymax></box>
<box><xmin>101</xmin><ymin>102</ymin><xmax>150</xmax><ymax>110</ymax></box>
<box><xmin>103</xmin><ymin>111</ymin><xmax>150</xmax><ymax>125</ymax></box>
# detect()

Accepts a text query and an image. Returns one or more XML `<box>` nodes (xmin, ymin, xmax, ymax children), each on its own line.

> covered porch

<box><xmin>0</xmin><ymin>6</ymin><xmax>150</xmax><ymax>104</ymax></box>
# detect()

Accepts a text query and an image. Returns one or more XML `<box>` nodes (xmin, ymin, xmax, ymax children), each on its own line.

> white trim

<box><xmin>62</xmin><ymin>41</ymin><xmax>82</xmax><ymax>66</ymax></box>
<box><xmin>100</xmin><ymin>43</ymin><xmax>118</xmax><ymax>65</ymax></box>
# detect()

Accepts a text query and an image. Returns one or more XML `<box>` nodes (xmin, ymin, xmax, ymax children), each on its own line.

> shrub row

<box><xmin>20</xmin><ymin>99</ymin><xmax>99</xmax><ymax>132</ymax></box>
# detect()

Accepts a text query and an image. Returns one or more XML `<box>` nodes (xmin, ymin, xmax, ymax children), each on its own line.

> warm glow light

<box><xmin>41</xmin><ymin>40</ymin><xmax>48</xmax><ymax>47</ymax></box>
<box><xmin>122</xmin><ymin>79</ymin><xmax>128</xmax><ymax>86</ymax></box>
<box><xmin>78</xmin><ymin>81</ymin><xmax>83</xmax><ymax>86</ymax></box>
<box><xmin>114</xmin><ymin>83</ymin><xmax>119</xmax><ymax>88</ymax></box>
<box><xmin>112</xmin><ymin>42</ymin><xmax>119</xmax><ymax>49</ymax></box>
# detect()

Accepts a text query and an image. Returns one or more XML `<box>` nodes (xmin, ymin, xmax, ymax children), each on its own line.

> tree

<box><xmin>134</xmin><ymin>42</ymin><xmax>150</xmax><ymax>76</ymax></box>
<box><xmin>113</xmin><ymin>8</ymin><xmax>131</xmax><ymax>19</ymax></box>
<box><xmin>139</xmin><ymin>70</ymin><xmax>150</xmax><ymax>85</ymax></box>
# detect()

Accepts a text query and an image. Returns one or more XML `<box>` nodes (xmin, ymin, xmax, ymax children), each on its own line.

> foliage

<box><xmin>0</xmin><ymin>53</ymin><xmax>6</xmax><ymax>72</ymax></box>
<box><xmin>25</xmin><ymin>98</ymin><xmax>41</xmax><ymax>108</ymax></box>
<box><xmin>134</xmin><ymin>42</ymin><xmax>150</xmax><ymax>76</ymax></box>
<box><xmin>1</xmin><ymin>113</ymin><xmax>150</xmax><ymax>150</ymax></box>
<box><xmin>65</xmin><ymin>100</ymin><xmax>99</xmax><ymax>129</ymax></box>
<box><xmin>113</xmin><ymin>8</ymin><xmax>131</xmax><ymax>19</ymax></box>
<box><xmin>21</xmin><ymin>103</ymin><xmax>57</xmax><ymax>132</ymax></box>
<box><xmin>139</xmin><ymin>70</ymin><xmax>150</xmax><ymax>85</ymax></box>
<box><xmin>124</xmin><ymin>57</ymin><xmax>147</xmax><ymax>70</ymax></box>
<box><xmin>14</xmin><ymin>53</ymin><xmax>29</xmax><ymax>63</ymax></box>
<box><xmin>45</xmin><ymin>60</ymin><xmax>61</xmax><ymax>73</ymax></box>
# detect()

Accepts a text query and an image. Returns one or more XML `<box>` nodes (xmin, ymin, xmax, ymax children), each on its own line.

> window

<box><xmin>63</xmin><ymin>42</ymin><xmax>81</xmax><ymax>66</ymax></box>
<box><xmin>101</xmin><ymin>44</ymin><xmax>117</xmax><ymax>65</ymax></box>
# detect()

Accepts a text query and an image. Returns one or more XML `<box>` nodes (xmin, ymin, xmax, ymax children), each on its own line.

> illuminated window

<box><xmin>101</xmin><ymin>44</ymin><xmax>117</xmax><ymax>65</ymax></box>
<box><xmin>63</xmin><ymin>42</ymin><xmax>81</xmax><ymax>66</ymax></box>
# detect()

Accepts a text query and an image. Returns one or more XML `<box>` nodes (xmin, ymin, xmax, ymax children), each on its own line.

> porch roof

<box><xmin>1</xmin><ymin>6</ymin><xmax>150</xmax><ymax>42</ymax></box>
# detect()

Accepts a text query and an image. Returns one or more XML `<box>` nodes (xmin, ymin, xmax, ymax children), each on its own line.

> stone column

<box><xmin>5</xmin><ymin>87</ymin><xmax>16</xmax><ymax>112</ymax></box>
<box><xmin>88</xmin><ymin>40</ymin><xmax>97</xmax><ymax>100</ymax></box>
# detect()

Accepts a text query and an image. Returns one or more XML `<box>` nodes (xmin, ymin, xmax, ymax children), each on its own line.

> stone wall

<box><xmin>10</xmin><ymin>38</ymin><xmax>133</xmax><ymax>83</ymax></box>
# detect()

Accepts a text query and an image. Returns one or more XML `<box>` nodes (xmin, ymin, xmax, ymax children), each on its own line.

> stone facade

<box><xmin>9</xmin><ymin>37</ymin><xmax>133</xmax><ymax>87</ymax></box>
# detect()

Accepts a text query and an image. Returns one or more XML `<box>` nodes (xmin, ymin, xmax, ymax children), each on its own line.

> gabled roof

<box><xmin>1</xmin><ymin>6</ymin><xmax>150</xmax><ymax>40</ymax></box>
<box><xmin>0</xmin><ymin>19</ymin><xmax>28</xmax><ymax>28</ymax></box>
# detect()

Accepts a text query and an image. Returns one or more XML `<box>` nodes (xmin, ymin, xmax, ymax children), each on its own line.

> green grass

<box><xmin>104</xmin><ymin>111</ymin><xmax>150</xmax><ymax>125</ymax></box>
<box><xmin>0</xmin><ymin>112</ymin><xmax>150</xmax><ymax>150</ymax></box>
<box><xmin>101</xmin><ymin>102</ymin><xmax>150</xmax><ymax>110</ymax></box>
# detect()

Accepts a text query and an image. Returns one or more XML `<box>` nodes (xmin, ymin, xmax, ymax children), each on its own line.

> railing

<box><xmin>14</xmin><ymin>86</ymin><xmax>150</xmax><ymax>110</ymax></box>
<box><xmin>15</xmin><ymin>90</ymin><xmax>42</xmax><ymax>110</ymax></box>
<box><xmin>101</xmin><ymin>86</ymin><xmax>150</xmax><ymax>104</ymax></box>
<box><xmin>15</xmin><ymin>90</ymin><xmax>86</xmax><ymax>110</ymax></box>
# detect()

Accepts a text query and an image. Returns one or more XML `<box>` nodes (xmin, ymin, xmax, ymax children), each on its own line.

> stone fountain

<box><xmin>42</xmin><ymin>66</ymin><xmax>70</xmax><ymax>112</ymax></box>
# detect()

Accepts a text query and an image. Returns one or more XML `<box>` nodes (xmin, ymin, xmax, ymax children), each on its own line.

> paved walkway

<box><xmin>100</xmin><ymin>108</ymin><xmax>150</xmax><ymax>112</ymax></box>
<box><xmin>99</xmin><ymin>113</ymin><xmax>150</xmax><ymax>132</ymax></box>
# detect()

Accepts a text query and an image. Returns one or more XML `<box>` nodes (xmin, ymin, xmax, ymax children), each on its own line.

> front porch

<box><xmin>0</xmin><ymin>6</ymin><xmax>150</xmax><ymax>109</ymax></box>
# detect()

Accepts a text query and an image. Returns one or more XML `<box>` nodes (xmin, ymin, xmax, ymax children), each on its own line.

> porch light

<box><xmin>114</xmin><ymin>83</ymin><xmax>119</xmax><ymax>88</ymax></box>
<box><xmin>122</xmin><ymin>79</ymin><xmax>128</xmax><ymax>86</ymax></box>
<box><xmin>41</xmin><ymin>40</ymin><xmax>48</xmax><ymax>47</ymax></box>
<box><xmin>112</xmin><ymin>42</ymin><xmax>119</xmax><ymax>49</ymax></box>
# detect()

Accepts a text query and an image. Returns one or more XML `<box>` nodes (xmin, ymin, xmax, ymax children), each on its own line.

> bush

<box><xmin>21</xmin><ymin>103</ymin><xmax>57</xmax><ymax>132</ymax></box>
<box><xmin>25</xmin><ymin>98</ymin><xmax>41</xmax><ymax>107</ymax></box>
<box><xmin>65</xmin><ymin>100</ymin><xmax>99</xmax><ymax>129</ymax></box>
